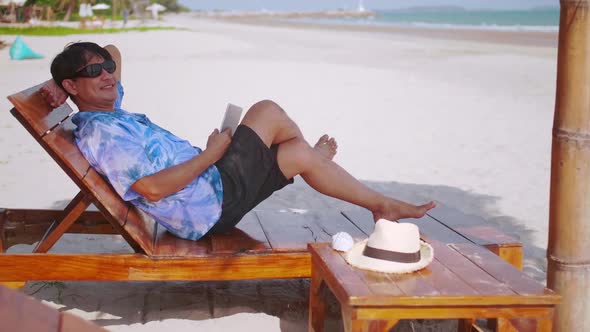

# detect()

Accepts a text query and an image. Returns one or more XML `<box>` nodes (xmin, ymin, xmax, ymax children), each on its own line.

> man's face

<box><xmin>63</xmin><ymin>54</ymin><xmax>117</xmax><ymax>111</ymax></box>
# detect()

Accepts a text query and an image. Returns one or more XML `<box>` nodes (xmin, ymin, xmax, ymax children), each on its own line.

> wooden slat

<box><xmin>420</xmin><ymin>259</ymin><xmax>479</xmax><ymax>296</ymax></box>
<box><xmin>0</xmin><ymin>284</ymin><xmax>60</xmax><ymax>332</ymax></box>
<box><xmin>342</xmin><ymin>209</ymin><xmax>470</xmax><ymax>244</ymax></box>
<box><xmin>7</xmin><ymin>83</ymin><xmax>73</xmax><ymax>136</ymax></box>
<box><xmin>341</xmin><ymin>209</ymin><xmax>374</xmax><ymax>235</ymax></box>
<box><xmin>257</xmin><ymin>211</ymin><xmax>331</xmax><ymax>252</ymax></box>
<box><xmin>308</xmin><ymin>210</ymin><xmax>367</xmax><ymax>241</ymax></box>
<box><xmin>486</xmin><ymin>245</ymin><xmax>524</xmax><ymax>270</ymax></box>
<box><xmin>153</xmin><ymin>225</ymin><xmax>210</xmax><ymax>257</ymax></box>
<box><xmin>428</xmin><ymin>204</ymin><xmax>520</xmax><ymax>246</ymax></box>
<box><xmin>0</xmin><ymin>252</ymin><xmax>311</xmax><ymax>280</ymax></box>
<box><xmin>456</xmin><ymin>225</ymin><xmax>522</xmax><ymax>247</ymax></box>
<box><xmin>4</xmin><ymin>209</ymin><xmax>116</xmax><ymax>248</ymax></box>
<box><xmin>309</xmin><ymin>243</ymin><xmax>373</xmax><ymax>304</ymax></box>
<box><xmin>355</xmin><ymin>306</ymin><xmax>556</xmax><ymax>320</ymax></box>
<box><xmin>122</xmin><ymin>206</ymin><xmax>157</xmax><ymax>255</ymax></box>
<box><xmin>209</xmin><ymin>212</ymin><xmax>271</xmax><ymax>254</ymax></box>
<box><xmin>400</xmin><ymin>215</ymin><xmax>470</xmax><ymax>244</ymax></box>
<box><xmin>344</xmin><ymin>256</ymin><xmax>405</xmax><ymax>297</ymax></box>
<box><xmin>82</xmin><ymin>169</ymin><xmax>132</xmax><ymax>224</ymax></box>
<box><xmin>41</xmin><ymin>118</ymin><xmax>91</xmax><ymax>179</ymax></box>
<box><xmin>82</xmin><ymin>170</ymin><xmax>145</xmax><ymax>254</ymax></box>
<box><xmin>387</xmin><ymin>266</ymin><xmax>441</xmax><ymax>297</ymax></box>
<box><xmin>451</xmin><ymin>243</ymin><xmax>552</xmax><ymax>296</ymax></box>
<box><xmin>4</xmin><ymin>209</ymin><xmax>107</xmax><ymax>225</ymax></box>
<box><xmin>5</xmin><ymin>222</ymin><xmax>116</xmax><ymax>248</ymax></box>
<box><xmin>432</xmin><ymin>241</ymin><xmax>515</xmax><ymax>295</ymax></box>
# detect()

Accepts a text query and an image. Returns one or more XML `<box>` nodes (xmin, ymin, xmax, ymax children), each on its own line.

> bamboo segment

<box><xmin>548</xmin><ymin>1</ymin><xmax>590</xmax><ymax>331</ymax></box>
<box><xmin>0</xmin><ymin>208</ymin><xmax>5</xmax><ymax>253</ymax></box>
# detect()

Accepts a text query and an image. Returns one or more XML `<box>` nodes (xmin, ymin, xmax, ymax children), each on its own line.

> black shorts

<box><xmin>207</xmin><ymin>124</ymin><xmax>293</xmax><ymax>234</ymax></box>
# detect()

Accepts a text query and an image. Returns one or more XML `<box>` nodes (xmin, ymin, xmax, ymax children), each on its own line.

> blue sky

<box><xmin>181</xmin><ymin>0</ymin><xmax>558</xmax><ymax>11</ymax></box>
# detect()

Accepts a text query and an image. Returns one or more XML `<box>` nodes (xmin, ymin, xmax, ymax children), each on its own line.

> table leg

<box><xmin>458</xmin><ymin>318</ymin><xmax>476</xmax><ymax>332</ymax></box>
<box><xmin>309</xmin><ymin>268</ymin><xmax>327</xmax><ymax>332</ymax></box>
<box><xmin>497</xmin><ymin>318</ymin><xmax>519</xmax><ymax>332</ymax></box>
<box><xmin>535</xmin><ymin>317</ymin><xmax>553</xmax><ymax>332</ymax></box>
<box><xmin>373</xmin><ymin>320</ymin><xmax>399</xmax><ymax>332</ymax></box>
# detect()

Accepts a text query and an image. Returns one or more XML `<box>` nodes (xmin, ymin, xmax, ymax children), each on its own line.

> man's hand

<box><xmin>205</xmin><ymin>128</ymin><xmax>232</xmax><ymax>161</ymax></box>
<box><xmin>40</xmin><ymin>80</ymin><xmax>68</xmax><ymax>108</ymax></box>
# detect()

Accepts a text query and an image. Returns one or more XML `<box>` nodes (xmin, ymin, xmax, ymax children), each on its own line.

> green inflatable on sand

<box><xmin>10</xmin><ymin>36</ymin><xmax>44</xmax><ymax>60</ymax></box>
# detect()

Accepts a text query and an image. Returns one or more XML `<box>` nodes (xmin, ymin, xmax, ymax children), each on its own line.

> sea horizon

<box><xmin>192</xmin><ymin>7</ymin><xmax>560</xmax><ymax>32</ymax></box>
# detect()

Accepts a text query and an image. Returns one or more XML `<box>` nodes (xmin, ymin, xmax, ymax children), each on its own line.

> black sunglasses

<box><xmin>74</xmin><ymin>60</ymin><xmax>116</xmax><ymax>78</ymax></box>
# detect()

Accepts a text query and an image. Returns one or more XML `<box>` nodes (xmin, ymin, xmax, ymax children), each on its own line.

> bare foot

<box><xmin>313</xmin><ymin>134</ymin><xmax>338</xmax><ymax>160</ymax></box>
<box><xmin>372</xmin><ymin>199</ymin><xmax>437</xmax><ymax>222</ymax></box>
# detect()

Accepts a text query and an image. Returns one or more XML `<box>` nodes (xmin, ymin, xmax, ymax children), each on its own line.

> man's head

<box><xmin>50</xmin><ymin>42</ymin><xmax>118</xmax><ymax>111</ymax></box>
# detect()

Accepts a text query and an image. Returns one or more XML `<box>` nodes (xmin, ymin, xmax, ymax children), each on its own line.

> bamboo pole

<box><xmin>548</xmin><ymin>0</ymin><xmax>590</xmax><ymax>331</ymax></box>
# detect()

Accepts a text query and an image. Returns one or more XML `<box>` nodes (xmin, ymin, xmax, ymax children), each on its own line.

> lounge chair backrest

<box><xmin>7</xmin><ymin>84</ymin><xmax>157</xmax><ymax>255</ymax></box>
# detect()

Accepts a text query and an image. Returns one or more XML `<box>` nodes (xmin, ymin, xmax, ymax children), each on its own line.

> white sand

<box><xmin>0</xmin><ymin>13</ymin><xmax>557</xmax><ymax>331</ymax></box>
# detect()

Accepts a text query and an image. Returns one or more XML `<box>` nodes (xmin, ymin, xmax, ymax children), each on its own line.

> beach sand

<box><xmin>0</xmin><ymin>13</ymin><xmax>557</xmax><ymax>331</ymax></box>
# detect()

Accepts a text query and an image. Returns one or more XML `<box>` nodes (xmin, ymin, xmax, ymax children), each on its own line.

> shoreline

<box><xmin>0</xmin><ymin>12</ymin><xmax>559</xmax><ymax>48</ymax></box>
<box><xmin>210</xmin><ymin>14</ymin><xmax>558</xmax><ymax>48</ymax></box>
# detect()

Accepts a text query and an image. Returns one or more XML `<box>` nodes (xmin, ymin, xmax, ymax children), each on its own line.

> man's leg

<box><xmin>240</xmin><ymin>100</ymin><xmax>435</xmax><ymax>221</ymax></box>
<box><xmin>276</xmin><ymin>137</ymin><xmax>434</xmax><ymax>221</ymax></box>
<box><xmin>240</xmin><ymin>99</ymin><xmax>305</xmax><ymax>147</ymax></box>
<box><xmin>241</xmin><ymin>99</ymin><xmax>338</xmax><ymax>159</ymax></box>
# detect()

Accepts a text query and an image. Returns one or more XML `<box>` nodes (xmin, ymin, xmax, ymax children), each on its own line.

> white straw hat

<box><xmin>345</xmin><ymin>220</ymin><xmax>433</xmax><ymax>274</ymax></box>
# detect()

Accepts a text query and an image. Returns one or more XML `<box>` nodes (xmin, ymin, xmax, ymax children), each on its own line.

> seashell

<box><xmin>332</xmin><ymin>232</ymin><xmax>354</xmax><ymax>252</ymax></box>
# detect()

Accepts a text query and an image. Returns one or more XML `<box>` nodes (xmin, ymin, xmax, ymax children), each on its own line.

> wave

<box><xmin>288</xmin><ymin>17</ymin><xmax>558</xmax><ymax>33</ymax></box>
<box><xmin>406</xmin><ymin>22</ymin><xmax>558</xmax><ymax>32</ymax></box>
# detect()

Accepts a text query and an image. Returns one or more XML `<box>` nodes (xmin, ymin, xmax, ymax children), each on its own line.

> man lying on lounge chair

<box><xmin>40</xmin><ymin>42</ymin><xmax>436</xmax><ymax>241</ymax></box>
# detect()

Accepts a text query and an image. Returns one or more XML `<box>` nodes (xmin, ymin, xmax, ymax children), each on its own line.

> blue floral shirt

<box><xmin>71</xmin><ymin>82</ymin><xmax>223</xmax><ymax>241</ymax></box>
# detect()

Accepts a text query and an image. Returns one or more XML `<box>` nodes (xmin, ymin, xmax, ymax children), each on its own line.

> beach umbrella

<box><xmin>145</xmin><ymin>3</ymin><xmax>166</xmax><ymax>11</ymax></box>
<box><xmin>0</xmin><ymin>0</ymin><xmax>25</xmax><ymax>5</ymax></box>
<box><xmin>91</xmin><ymin>3</ymin><xmax>110</xmax><ymax>10</ymax></box>
<box><xmin>547</xmin><ymin>0</ymin><xmax>590</xmax><ymax>330</ymax></box>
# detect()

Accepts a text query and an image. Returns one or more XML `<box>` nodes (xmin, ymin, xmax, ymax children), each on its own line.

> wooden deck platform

<box><xmin>0</xmin><ymin>204</ymin><xmax>523</xmax><ymax>282</ymax></box>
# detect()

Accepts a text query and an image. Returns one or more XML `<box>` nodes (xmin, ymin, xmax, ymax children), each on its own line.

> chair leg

<box><xmin>1</xmin><ymin>210</ymin><xmax>27</xmax><ymax>289</ymax></box>
<box><xmin>497</xmin><ymin>318</ymin><xmax>519</xmax><ymax>332</ymax></box>
<box><xmin>34</xmin><ymin>191</ymin><xmax>90</xmax><ymax>253</ymax></box>
<box><xmin>309</xmin><ymin>268</ymin><xmax>327</xmax><ymax>332</ymax></box>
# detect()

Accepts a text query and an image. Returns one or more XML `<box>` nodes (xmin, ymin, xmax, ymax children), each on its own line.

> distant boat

<box><xmin>357</xmin><ymin>0</ymin><xmax>366</xmax><ymax>12</ymax></box>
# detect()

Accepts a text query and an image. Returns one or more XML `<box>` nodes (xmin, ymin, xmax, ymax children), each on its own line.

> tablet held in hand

<box><xmin>220</xmin><ymin>103</ymin><xmax>243</xmax><ymax>136</ymax></box>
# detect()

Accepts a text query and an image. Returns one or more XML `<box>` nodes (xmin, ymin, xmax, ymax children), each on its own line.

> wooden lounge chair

<box><xmin>2</xmin><ymin>83</ymin><xmax>312</xmax><ymax>285</ymax></box>
<box><xmin>1</xmin><ymin>83</ymin><xmax>524</xmax><ymax>288</ymax></box>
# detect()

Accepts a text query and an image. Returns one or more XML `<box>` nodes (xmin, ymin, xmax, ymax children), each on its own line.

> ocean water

<box><xmin>298</xmin><ymin>8</ymin><xmax>560</xmax><ymax>32</ymax></box>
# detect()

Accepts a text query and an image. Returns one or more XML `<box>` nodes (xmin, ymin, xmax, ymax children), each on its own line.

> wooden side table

<box><xmin>308</xmin><ymin>242</ymin><xmax>559</xmax><ymax>332</ymax></box>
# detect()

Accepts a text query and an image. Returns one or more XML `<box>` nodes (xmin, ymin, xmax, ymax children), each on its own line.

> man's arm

<box><xmin>131</xmin><ymin>129</ymin><xmax>231</xmax><ymax>202</ymax></box>
<box><xmin>103</xmin><ymin>44</ymin><xmax>122</xmax><ymax>82</ymax></box>
<box><xmin>40</xmin><ymin>79</ymin><xmax>68</xmax><ymax>108</ymax></box>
